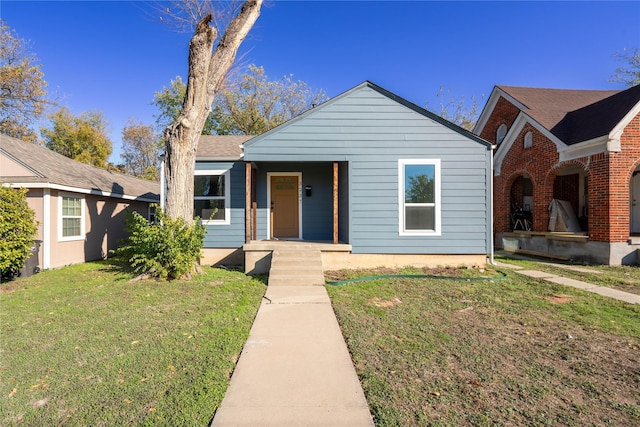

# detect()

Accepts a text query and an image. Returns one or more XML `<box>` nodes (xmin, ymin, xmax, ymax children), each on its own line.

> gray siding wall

<box><xmin>245</xmin><ymin>86</ymin><xmax>491</xmax><ymax>255</ymax></box>
<box><xmin>196</xmin><ymin>161</ymin><xmax>247</xmax><ymax>248</ymax></box>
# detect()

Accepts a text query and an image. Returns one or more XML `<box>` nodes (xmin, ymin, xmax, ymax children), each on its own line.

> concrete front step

<box><xmin>268</xmin><ymin>249</ymin><xmax>325</xmax><ymax>286</ymax></box>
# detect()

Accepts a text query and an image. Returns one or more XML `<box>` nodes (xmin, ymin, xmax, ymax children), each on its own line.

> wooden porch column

<box><xmin>245</xmin><ymin>161</ymin><xmax>251</xmax><ymax>244</ymax></box>
<box><xmin>333</xmin><ymin>161</ymin><xmax>339</xmax><ymax>244</ymax></box>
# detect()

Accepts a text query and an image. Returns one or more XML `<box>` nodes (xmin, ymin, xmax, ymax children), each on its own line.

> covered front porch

<box><xmin>243</xmin><ymin>161</ymin><xmax>348</xmax><ymax>245</ymax></box>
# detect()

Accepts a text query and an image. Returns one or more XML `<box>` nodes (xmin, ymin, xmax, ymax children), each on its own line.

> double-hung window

<box><xmin>399</xmin><ymin>159</ymin><xmax>441</xmax><ymax>236</ymax></box>
<box><xmin>59</xmin><ymin>194</ymin><xmax>85</xmax><ymax>240</ymax></box>
<box><xmin>194</xmin><ymin>169</ymin><xmax>230</xmax><ymax>224</ymax></box>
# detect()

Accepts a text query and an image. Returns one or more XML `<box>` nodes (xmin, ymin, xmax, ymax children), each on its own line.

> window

<box><xmin>399</xmin><ymin>159</ymin><xmax>441</xmax><ymax>235</ymax></box>
<box><xmin>524</xmin><ymin>131</ymin><xmax>533</xmax><ymax>149</ymax></box>
<box><xmin>59</xmin><ymin>194</ymin><xmax>84</xmax><ymax>240</ymax></box>
<box><xmin>496</xmin><ymin>124</ymin><xmax>507</xmax><ymax>144</ymax></box>
<box><xmin>194</xmin><ymin>169</ymin><xmax>230</xmax><ymax>224</ymax></box>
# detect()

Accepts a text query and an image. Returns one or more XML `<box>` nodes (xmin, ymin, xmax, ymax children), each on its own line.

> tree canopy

<box><xmin>154</xmin><ymin>64</ymin><xmax>327</xmax><ymax>136</ymax></box>
<box><xmin>120</xmin><ymin>118</ymin><xmax>162</xmax><ymax>181</ymax></box>
<box><xmin>0</xmin><ymin>21</ymin><xmax>48</xmax><ymax>142</ymax></box>
<box><xmin>40</xmin><ymin>107</ymin><xmax>112</xmax><ymax>168</ymax></box>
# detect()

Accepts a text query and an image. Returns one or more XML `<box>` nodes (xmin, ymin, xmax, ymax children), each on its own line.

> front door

<box><xmin>632</xmin><ymin>172</ymin><xmax>640</xmax><ymax>234</ymax></box>
<box><xmin>270</xmin><ymin>174</ymin><xmax>300</xmax><ymax>238</ymax></box>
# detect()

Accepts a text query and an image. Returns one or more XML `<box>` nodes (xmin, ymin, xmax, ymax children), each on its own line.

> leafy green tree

<box><xmin>0</xmin><ymin>21</ymin><xmax>48</xmax><ymax>142</ymax></box>
<box><xmin>610</xmin><ymin>47</ymin><xmax>640</xmax><ymax>87</ymax></box>
<box><xmin>120</xmin><ymin>118</ymin><xmax>162</xmax><ymax>180</ymax></box>
<box><xmin>40</xmin><ymin>107</ymin><xmax>112</xmax><ymax>168</ymax></box>
<box><xmin>0</xmin><ymin>186</ymin><xmax>38</xmax><ymax>279</ymax></box>
<box><xmin>153</xmin><ymin>76</ymin><xmax>220</xmax><ymax>135</ymax></box>
<box><xmin>406</xmin><ymin>174</ymin><xmax>434</xmax><ymax>203</ymax></box>
<box><xmin>114</xmin><ymin>206</ymin><xmax>205</xmax><ymax>280</ymax></box>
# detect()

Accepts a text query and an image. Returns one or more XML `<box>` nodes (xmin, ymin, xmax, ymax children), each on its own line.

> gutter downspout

<box><xmin>489</xmin><ymin>145</ymin><xmax>496</xmax><ymax>265</ymax></box>
<box><xmin>42</xmin><ymin>188</ymin><xmax>50</xmax><ymax>269</ymax></box>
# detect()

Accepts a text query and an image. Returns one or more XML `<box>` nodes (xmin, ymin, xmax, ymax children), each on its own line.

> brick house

<box><xmin>474</xmin><ymin>84</ymin><xmax>640</xmax><ymax>265</ymax></box>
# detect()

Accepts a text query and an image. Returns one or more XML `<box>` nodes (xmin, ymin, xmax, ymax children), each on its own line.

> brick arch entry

<box><xmin>544</xmin><ymin>160</ymin><xmax>590</xmax><ymax>233</ymax></box>
<box><xmin>509</xmin><ymin>174</ymin><xmax>534</xmax><ymax>231</ymax></box>
<box><xmin>494</xmin><ymin>170</ymin><xmax>535</xmax><ymax>234</ymax></box>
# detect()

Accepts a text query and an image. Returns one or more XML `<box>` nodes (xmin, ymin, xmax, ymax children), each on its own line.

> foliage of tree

<box><xmin>162</xmin><ymin>1</ymin><xmax>262</xmax><ymax>222</ymax></box>
<box><xmin>215</xmin><ymin>64</ymin><xmax>328</xmax><ymax>135</ymax></box>
<box><xmin>154</xmin><ymin>65</ymin><xmax>327</xmax><ymax>137</ymax></box>
<box><xmin>610</xmin><ymin>47</ymin><xmax>640</xmax><ymax>87</ymax></box>
<box><xmin>114</xmin><ymin>206</ymin><xmax>205</xmax><ymax>280</ymax></box>
<box><xmin>428</xmin><ymin>86</ymin><xmax>481</xmax><ymax>131</ymax></box>
<box><xmin>153</xmin><ymin>76</ymin><xmax>220</xmax><ymax>135</ymax></box>
<box><xmin>406</xmin><ymin>174</ymin><xmax>434</xmax><ymax>203</ymax></box>
<box><xmin>120</xmin><ymin>118</ymin><xmax>162</xmax><ymax>180</ymax></box>
<box><xmin>0</xmin><ymin>186</ymin><xmax>38</xmax><ymax>280</ymax></box>
<box><xmin>0</xmin><ymin>21</ymin><xmax>48</xmax><ymax>142</ymax></box>
<box><xmin>40</xmin><ymin>107</ymin><xmax>112</xmax><ymax>168</ymax></box>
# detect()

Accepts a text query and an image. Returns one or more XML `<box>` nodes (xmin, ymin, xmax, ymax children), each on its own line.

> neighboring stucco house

<box><xmin>474</xmin><ymin>84</ymin><xmax>640</xmax><ymax>265</ymax></box>
<box><xmin>176</xmin><ymin>81</ymin><xmax>494</xmax><ymax>273</ymax></box>
<box><xmin>1</xmin><ymin>133</ymin><xmax>159</xmax><ymax>273</ymax></box>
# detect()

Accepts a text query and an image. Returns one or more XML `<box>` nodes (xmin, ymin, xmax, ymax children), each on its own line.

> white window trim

<box><xmin>194</xmin><ymin>169</ymin><xmax>231</xmax><ymax>225</ymax></box>
<box><xmin>398</xmin><ymin>159</ymin><xmax>441</xmax><ymax>236</ymax></box>
<box><xmin>58</xmin><ymin>192</ymin><xmax>85</xmax><ymax>242</ymax></box>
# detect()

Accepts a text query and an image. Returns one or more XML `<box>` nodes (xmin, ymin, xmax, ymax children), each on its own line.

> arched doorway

<box><xmin>510</xmin><ymin>175</ymin><xmax>533</xmax><ymax>231</ymax></box>
<box><xmin>631</xmin><ymin>166</ymin><xmax>640</xmax><ymax>235</ymax></box>
<box><xmin>550</xmin><ymin>164</ymin><xmax>588</xmax><ymax>232</ymax></box>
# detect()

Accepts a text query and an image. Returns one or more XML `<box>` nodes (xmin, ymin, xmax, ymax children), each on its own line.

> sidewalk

<box><xmin>211</xmin><ymin>285</ymin><xmax>375</xmax><ymax>426</ymax></box>
<box><xmin>494</xmin><ymin>252</ymin><xmax>640</xmax><ymax>305</ymax></box>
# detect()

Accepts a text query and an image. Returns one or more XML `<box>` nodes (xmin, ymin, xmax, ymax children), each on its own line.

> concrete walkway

<box><xmin>211</xmin><ymin>284</ymin><xmax>375</xmax><ymax>426</ymax></box>
<box><xmin>494</xmin><ymin>253</ymin><xmax>640</xmax><ymax>305</ymax></box>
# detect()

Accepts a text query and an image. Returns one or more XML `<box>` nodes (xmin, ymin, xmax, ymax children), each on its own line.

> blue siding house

<box><xmin>191</xmin><ymin>82</ymin><xmax>494</xmax><ymax>273</ymax></box>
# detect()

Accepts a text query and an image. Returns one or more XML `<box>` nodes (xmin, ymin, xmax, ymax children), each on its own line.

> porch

<box><xmin>499</xmin><ymin>231</ymin><xmax>640</xmax><ymax>265</ymax></box>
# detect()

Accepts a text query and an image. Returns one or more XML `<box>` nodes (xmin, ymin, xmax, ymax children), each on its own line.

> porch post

<box><xmin>245</xmin><ymin>161</ymin><xmax>251</xmax><ymax>244</ymax></box>
<box><xmin>333</xmin><ymin>161</ymin><xmax>339</xmax><ymax>244</ymax></box>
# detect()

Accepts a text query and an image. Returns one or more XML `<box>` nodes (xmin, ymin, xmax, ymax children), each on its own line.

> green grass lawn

<box><xmin>326</xmin><ymin>266</ymin><xmax>640</xmax><ymax>426</ymax></box>
<box><xmin>495</xmin><ymin>254</ymin><xmax>640</xmax><ymax>295</ymax></box>
<box><xmin>0</xmin><ymin>261</ymin><xmax>265</xmax><ymax>426</ymax></box>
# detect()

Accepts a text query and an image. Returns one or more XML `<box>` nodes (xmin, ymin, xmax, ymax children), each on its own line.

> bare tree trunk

<box><xmin>164</xmin><ymin>1</ymin><xmax>262</xmax><ymax>221</ymax></box>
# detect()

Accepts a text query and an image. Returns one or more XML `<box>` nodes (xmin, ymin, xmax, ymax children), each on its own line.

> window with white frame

<box><xmin>194</xmin><ymin>169</ymin><xmax>230</xmax><ymax>224</ymax></box>
<box><xmin>524</xmin><ymin>131</ymin><xmax>533</xmax><ymax>149</ymax></box>
<box><xmin>59</xmin><ymin>194</ymin><xmax>84</xmax><ymax>240</ymax></box>
<box><xmin>399</xmin><ymin>159</ymin><xmax>441</xmax><ymax>235</ymax></box>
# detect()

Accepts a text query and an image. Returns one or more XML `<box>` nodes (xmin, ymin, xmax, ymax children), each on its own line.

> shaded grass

<box><xmin>326</xmin><ymin>267</ymin><xmax>640</xmax><ymax>426</ymax></box>
<box><xmin>0</xmin><ymin>261</ymin><xmax>265</xmax><ymax>426</ymax></box>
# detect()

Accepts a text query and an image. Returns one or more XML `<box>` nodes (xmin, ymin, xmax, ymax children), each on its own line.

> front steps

<box><xmin>268</xmin><ymin>247</ymin><xmax>325</xmax><ymax>286</ymax></box>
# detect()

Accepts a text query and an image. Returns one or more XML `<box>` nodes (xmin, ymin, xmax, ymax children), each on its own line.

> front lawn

<box><xmin>326</xmin><ymin>266</ymin><xmax>640</xmax><ymax>426</ymax></box>
<box><xmin>0</xmin><ymin>261</ymin><xmax>265</xmax><ymax>426</ymax></box>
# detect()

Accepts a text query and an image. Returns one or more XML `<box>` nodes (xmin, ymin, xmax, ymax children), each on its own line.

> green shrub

<box><xmin>114</xmin><ymin>206</ymin><xmax>205</xmax><ymax>280</ymax></box>
<box><xmin>0</xmin><ymin>185</ymin><xmax>39</xmax><ymax>279</ymax></box>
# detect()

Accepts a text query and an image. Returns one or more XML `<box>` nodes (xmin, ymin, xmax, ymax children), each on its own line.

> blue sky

<box><xmin>2</xmin><ymin>1</ymin><xmax>639</xmax><ymax>162</ymax></box>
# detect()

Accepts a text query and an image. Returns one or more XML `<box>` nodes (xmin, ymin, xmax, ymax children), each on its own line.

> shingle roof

<box><xmin>1</xmin><ymin>133</ymin><xmax>159</xmax><ymax>202</ymax></box>
<box><xmin>498</xmin><ymin>85</ymin><xmax>640</xmax><ymax>144</ymax></box>
<box><xmin>196</xmin><ymin>135</ymin><xmax>254</xmax><ymax>159</ymax></box>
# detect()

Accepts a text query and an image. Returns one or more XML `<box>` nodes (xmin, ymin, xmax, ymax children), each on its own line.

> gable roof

<box><xmin>476</xmin><ymin>85</ymin><xmax>640</xmax><ymax>146</ymax></box>
<box><xmin>497</xmin><ymin>86</ymin><xmax>620</xmax><ymax>132</ymax></box>
<box><xmin>1</xmin><ymin>133</ymin><xmax>159</xmax><ymax>202</ymax></box>
<box><xmin>244</xmin><ymin>81</ymin><xmax>493</xmax><ymax>151</ymax></box>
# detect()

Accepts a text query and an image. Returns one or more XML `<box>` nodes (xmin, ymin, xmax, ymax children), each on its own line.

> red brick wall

<box><xmin>489</xmin><ymin>95</ymin><xmax>640</xmax><ymax>243</ymax></box>
<box><xmin>479</xmin><ymin>97</ymin><xmax>520</xmax><ymax>146</ymax></box>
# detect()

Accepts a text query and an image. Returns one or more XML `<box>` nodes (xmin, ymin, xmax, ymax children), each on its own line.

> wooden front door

<box><xmin>270</xmin><ymin>175</ymin><xmax>300</xmax><ymax>238</ymax></box>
